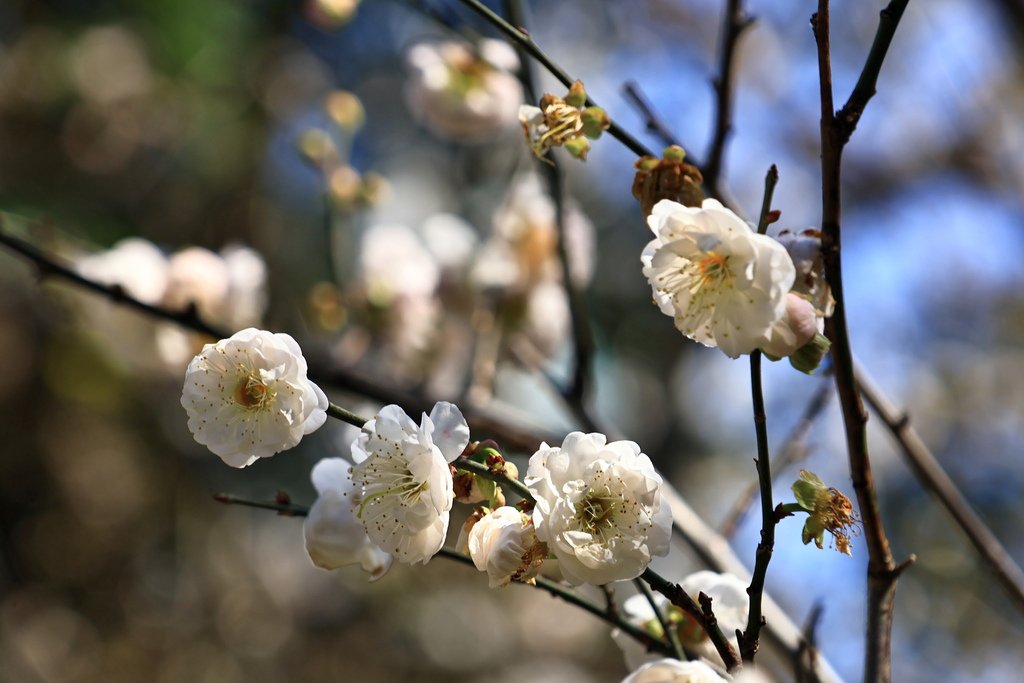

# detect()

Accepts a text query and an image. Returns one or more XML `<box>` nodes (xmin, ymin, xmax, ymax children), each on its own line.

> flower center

<box><xmin>696</xmin><ymin>252</ymin><xmax>731</xmax><ymax>288</ymax></box>
<box><xmin>234</xmin><ymin>372</ymin><xmax>271</xmax><ymax>409</ymax></box>
<box><xmin>578</xmin><ymin>493</ymin><xmax>619</xmax><ymax>532</ymax></box>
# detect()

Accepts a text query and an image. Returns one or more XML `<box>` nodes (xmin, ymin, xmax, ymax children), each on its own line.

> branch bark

<box><xmin>811</xmin><ymin>3</ymin><xmax>912</xmax><ymax>682</ymax></box>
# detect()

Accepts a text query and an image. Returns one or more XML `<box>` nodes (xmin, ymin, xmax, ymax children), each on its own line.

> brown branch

<box><xmin>212</xmin><ymin>494</ymin><xmax>673</xmax><ymax>656</ymax></box>
<box><xmin>737</xmin><ymin>167</ymin><xmax>781</xmax><ymax>662</ymax></box>
<box><xmin>641</xmin><ymin>568</ymin><xmax>742</xmax><ymax>672</ymax></box>
<box><xmin>0</xmin><ymin>219</ymin><xmax>552</xmax><ymax>453</ymax></box>
<box><xmin>812</xmin><ymin>3</ymin><xmax>911</xmax><ymax>682</ymax></box>
<box><xmin>622</xmin><ymin>80</ymin><xmax>689</xmax><ymax>154</ymax></box>
<box><xmin>855</xmin><ymin>361</ymin><xmax>1024</xmax><ymax>615</ymax></box>
<box><xmin>703</xmin><ymin>0</ymin><xmax>755</xmax><ymax>198</ymax></box>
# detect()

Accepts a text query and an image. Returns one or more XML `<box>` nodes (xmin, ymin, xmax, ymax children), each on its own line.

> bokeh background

<box><xmin>1</xmin><ymin>1</ymin><xmax>1023</xmax><ymax>682</ymax></box>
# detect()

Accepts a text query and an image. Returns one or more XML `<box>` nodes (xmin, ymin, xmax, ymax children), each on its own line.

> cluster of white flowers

<box><xmin>642</xmin><ymin>199</ymin><xmax>833</xmax><ymax>364</ymax></box>
<box><xmin>525</xmin><ymin>432</ymin><xmax>672</xmax><ymax>585</ymax></box>
<box><xmin>76</xmin><ymin>238</ymin><xmax>267</xmax><ymax>371</ymax></box>
<box><xmin>405</xmin><ymin>39</ymin><xmax>523</xmax><ymax>142</ymax></box>
<box><xmin>180</xmin><ymin>328</ymin><xmax>328</xmax><ymax>467</ymax></box>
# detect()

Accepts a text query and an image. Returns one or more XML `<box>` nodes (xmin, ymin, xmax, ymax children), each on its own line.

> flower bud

<box><xmin>564</xmin><ymin>80</ymin><xmax>587</xmax><ymax>108</ymax></box>
<box><xmin>580</xmin><ymin>106</ymin><xmax>610</xmax><ymax>139</ymax></box>
<box><xmin>632</xmin><ymin>148</ymin><xmax>704</xmax><ymax>217</ymax></box>
<box><xmin>789</xmin><ymin>332</ymin><xmax>831</xmax><ymax>374</ymax></box>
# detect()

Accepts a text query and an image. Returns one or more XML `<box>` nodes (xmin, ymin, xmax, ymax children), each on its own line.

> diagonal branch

<box><xmin>855</xmin><ymin>361</ymin><xmax>1024</xmax><ymax>614</ymax></box>
<box><xmin>453</xmin><ymin>0</ymin><xmax>654</xmax><ymax>158</ymax></box>
<box><xmin>212</xmin><ymin>494</ymin><xmax>673</xmax><ymax>656</ymax></box>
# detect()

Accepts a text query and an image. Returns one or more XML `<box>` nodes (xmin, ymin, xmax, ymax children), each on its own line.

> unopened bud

<box><xmin>580</xmin><ymin>106</ymin><xmax>610</xmax><ymax>138</ymax></box>
<box><xmin>564</xmin><ymin>136</ymin><xmax>591</xmax><ymax>160</ymax></box>
<box><xmin>632</xmin><ymin>148</ymin><xmax>704</xmax><ymax>216</ymax></box>
<box><xmin>564</xmin><ymin>80</ymin><xmax>587</xmax><ymax>108</ymax></box>
<box><xmin>789</xmin><ymin>332</ymin><xmax>831</xmax><ymax>374</ymax></box>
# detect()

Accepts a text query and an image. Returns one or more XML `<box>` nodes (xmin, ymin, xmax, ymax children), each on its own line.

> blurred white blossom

<box><xmin>642</xmin><ymin>199</ymin><xmax>795</xmax><ymax>358</ymax></box>
<box><xmin>180</xmin><ymin>328</ymin><xmax>328</xmax><ymax>467</ymax></box>
<box><xmin>303</xmin><ymin>457</ymin><xmax>392</xmax><ymax>579</ymax></box>
<box><xmin>405</xmin><ymin>39</ymin><xmax>523</xmax><ymax>141</ymax></box>
<box><xmin>620</xmin><ymin>658</ymin><xmax>727</xmax><ymax>683</ymax></box>
<box><xmin>350</xmin><ymin>402</ymin><xmax>469</xmax><ymax>564</ymax></box>
<box><xmin>525</xmin><ymin>432</ymin><xmax>671</xmax><ymax>585</ymax></box>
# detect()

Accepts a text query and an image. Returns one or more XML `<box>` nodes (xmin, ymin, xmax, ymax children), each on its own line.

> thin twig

<box><xmin>737</xmin><ymin>167</ymin><xmax>779</xmax><ymax>663</ymax></box>
<box><xmin>855</xmin><ymin>361</ymin><xmax>1024</xmax><ymax>615</ymax></box>
<box><xmin>211</xmin><ymin>493</ymin><xmax>671</xmax><ymax>655</ymax></box>
<box><xmin>641</xmin><ymin>568</ymin><xmax>742</xmax><ymax>671</ymax></box>
<box><xmin>622</xmin><ymin>81</ymin><xmax>687</xmax><ymax>154</ymax></box>
<box><xmin>812</xmin><ymin>3</ymin><xmax>911</xmax><ymax>682</ymax></box>
<box><xmin>703</xmin><ymin>0</ymin><xmax>755</xmax><ymax>198</ymax></box>
<box><xmin>0</xmin><ymin>219</ymin><xmax>550</xmax><ymax>453</ymax></box>
<box><xmin>720</xmin><ymin>380</ymin><xmax>833</xmax><ymax>538</ymax></box>
<box><xmin>454</xmin><ymin>0</ymin><xmax>654</xmax><ymax>158</ymax></box>
<box><xmin>634</xmin><ymin>577</ymin><xmax>685</xmax><ymax>661</ymax></box>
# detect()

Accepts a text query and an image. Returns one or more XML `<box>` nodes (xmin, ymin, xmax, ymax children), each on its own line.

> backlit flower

<box><xmin>180</xmin><ymin>328</ymin><xmax>328</xmax><ymax>467</ymax></box>
<box><xmin>642</xmin><ymin>199</ymin><xmax>795</xmax><ymax>358</ymax></box>
<box><xmin>464</xmin><ymin>506</ymin><xmax>546</xmax><ymax>588</ymax></box>
<box><xmin>525</xmin><ymin>432</ymin><xmax>671</xmax><ymax>585</ymax></box>
<box><xmin>620</xmin><ymin>659</ymin><xmax>728</xmax><ymax>683</ymax></box>
<box><xmin>303</xmin><ymin>457</ymin><xmax>392</xmax><ymax>580</ymax></box>
<box><xmin>350</xmin><ymin>402</ymin><xmax>470</xmax><ymax>564</ymax></box>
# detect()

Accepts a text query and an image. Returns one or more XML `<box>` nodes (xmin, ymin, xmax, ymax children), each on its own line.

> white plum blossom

<box><xmin>620</xmin><ymin>658</ymin><xmax>728</xmax><ymax>683</ymax></box>
<box><xmin>350</xmin><ymin>402</ymin><xmax>470</xmax><ymax>564</ymax></box>
<box><xmin>525</xmin><ymin>432</ymin><xmax>672</xmax><ymax>585</ymax></box>
<box><xmin>303</xmin><ymin>457</ymin><xmax>392</xmax><ymax>580</ymax></box>
<box><xmin>180</xmin><ymin>328</ymin><xmax>328</xmax><ymax>467</ymax></box>
<box><xmin>405</xmin><ymin>39</ymin><xmax>523</xmax><ymax>141</ymax></box>
<box><xmin>642</xmin><ymin>199</ymin><xmax>796</xmax><ymax>358</ymax></box>
<box><xmin>464</xmin><ymin>506</ymin><xmax>545</xmax><ymax>588</ymax></box>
